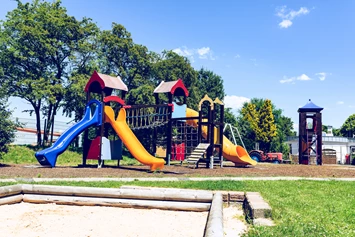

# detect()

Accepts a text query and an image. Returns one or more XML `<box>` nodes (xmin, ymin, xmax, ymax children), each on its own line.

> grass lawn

<box><xmin>1</xmin><ymin>180</ymin><xmax>354</xmax><ymax>237</ymax></box>
<box><xmin>2</xmin><ymin>145</ymin><xmax>141</xmax><ymax>166</ymax></box>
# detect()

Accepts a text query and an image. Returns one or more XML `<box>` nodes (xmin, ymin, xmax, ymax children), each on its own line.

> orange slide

<box><xmin>186</xmin><ymin>108</ymin><xmax>257</xmax><ymax>166</ymax></box>
<box><xmin>104</xmin><ymin>106</ymin><xmax>165</xmax><ymax>171</ymax></box>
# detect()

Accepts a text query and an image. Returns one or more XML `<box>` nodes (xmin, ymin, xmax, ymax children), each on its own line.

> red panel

<box><xmin>171</xmin><ymin>79</ymin><xmax>189</xmax><ymax>97</ymax></box>
<box><xmin>103</xmin><ymin>95</ymin><xmax>126</xmax><ymax>105</ymax></box>
<box><xmin>86</xmin><ymin>136</ymin><xmax>101</xmax><ymax>160</ymax></box>
<box><xmin>171</xmin><ymin>143</ymin><xmax>185</xmax><ymax>161</ymax></box>
<box><xmin>84</xmin><ymin>71</ymin><xmax>105</xmax><ymax>92</ymax></box>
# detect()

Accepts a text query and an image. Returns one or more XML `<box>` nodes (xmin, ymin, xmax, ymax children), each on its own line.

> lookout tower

<box><xmin>298</xmin><ymin>99</ymin><xmax>323</xmax><ymax>165</ymax></box>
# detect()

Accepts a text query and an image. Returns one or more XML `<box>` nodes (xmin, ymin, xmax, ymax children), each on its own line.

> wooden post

<box><xmin>316</xmin><ymin>112</ymin><xmax>322</xmax><ymax>165</ymax></box>
<box><xmin>209</xmin><ymin>108</ymin><xmax>215</xmax><ymax>169</ymax></box>
<box><xmin>219</xmin><ymin>104</ymin><xmax>224</xmax><ymax>167</ymax></box>
<box><xmin>166</xmin><ymin>95</ymin><xmax>173</xmax><ymax>165</ymax></box>
<box><xmin>82</xmin><ymin>92</ymin><xmax>90</xmax><ymax>166</ymax></box>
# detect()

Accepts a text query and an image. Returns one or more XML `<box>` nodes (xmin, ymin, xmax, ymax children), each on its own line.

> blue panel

<box><xmin>35</xmin><ymin>99</ymin><xmax>102</xmax><ymax>167</ymax></box>
<box><xmin>172</xmin><ymin>102</ymin><xmax>186</xmax><ymax>120</ymax></box>
<box><xmin>110</xmin><ymin>139</ymin><xmax>122</xmax><ymax>160</ymax></box>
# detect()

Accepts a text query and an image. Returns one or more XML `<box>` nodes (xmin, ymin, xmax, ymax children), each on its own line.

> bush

<box><xmin>0</xmin><ymin>98</ymin><xmax>18</xmax><ymax>160</ymax></box>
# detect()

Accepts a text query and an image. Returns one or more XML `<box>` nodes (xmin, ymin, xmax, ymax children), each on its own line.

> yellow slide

<box><xmin>104</xmin><ymin>106</ymin><xmax>165</xmax><ymax>171</ymax></box>
<box><xmin>185</xmin><ymin>108</ymin><xmax>257</xmax><ymax>166</ymax></box>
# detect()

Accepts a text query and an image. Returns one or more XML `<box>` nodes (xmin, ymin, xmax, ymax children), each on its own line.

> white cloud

<box><xmin>172</xmin><ymin>47</ymin><xmax>193</xmax><ymax>57</ymax></box>
<box><xmin>337</xmin><ymin>101</ymin><xmax>344</xmax><ymax>105</ymax></box>
<box><xmin>280</xmin><ymin>76</ymin><xmax>295</xmax><ymax>84</ymax></box>
<box><xmin>224</xmin><ymin>95</ymin><xmax>250</xmax><ymax>114</ymax></box>
<box><xmin>276</xmin><ymin>6</ymin><xmax>310</xmax><ymax>29</ymax></box>
<box><xmin>315</xmin><ymin>72</ymin><xmax>330</xmax><ymax>81</ymax></box>
<box><xmin>234</xmin><ymin>54</ymin><xmax>241</xmax><ymax>58</ymax></box>
<box><xmin>197</xmin><ymin>47</ymin><xmax>210</xmax><ymax>58</ymax></box>
<box><xmin>279</xmin><ymin>19</ymin><xmax>293</xmax><ymax>28</ymax></box>
<box><xmin>280</xmin><ymin>74</ymin><xmax>311</xmax><ymax>84</ymax></box>
<box><xmin>349</xmin><ymin>105</ymin><xmax>355</xmax><ymax>108</ymax></box>
<box><xmin>173</xmin><ymin>46</ymin><xmax>215</xmax><ymax>61</ymax></box>
<box><xmin>297</xmin><ymin>74</ymin><xmax>311</xmax><ymax>81</ymax></box>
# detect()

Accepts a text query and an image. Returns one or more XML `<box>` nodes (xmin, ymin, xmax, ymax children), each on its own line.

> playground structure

<box><xmin>298</xmin><ymin>99</ymin><xmax>323</xmax><ymax>165</ymax></box>
<box><xmin>35</xmin><ymin>71</ymin><xmax>256</xmax><ymax>170</ymax></box>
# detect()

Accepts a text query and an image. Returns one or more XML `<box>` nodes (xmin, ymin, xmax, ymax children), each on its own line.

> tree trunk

<box><xmin>34</xmin><ymin>100</ymin><xmax>42</xmax><ymax>147</ymax></box>
<box><xmin>44</xmin><ymin>103</ymin><xmax>53</xmax><ymax>144</ymax></box>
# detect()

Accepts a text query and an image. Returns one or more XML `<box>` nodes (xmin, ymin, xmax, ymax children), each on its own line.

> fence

<box><xmin>11</xmin><ymin>117</ymin><xmax>74</xmax><ymax>145</ymax></box>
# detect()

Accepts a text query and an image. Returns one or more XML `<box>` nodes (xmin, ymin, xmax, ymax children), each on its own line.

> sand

<box><xmin>0</xmin><ymin>202</ymin><xmax>248</xmax><ymax>237</ymax></box>
<box><xmin>0</xmin><ymin>203</ymin><xmax>208</xmax><ymax>237</ymax></box>
<box><xmin>223</xmin><ymin>204</ymin><xmax>248</xmax><ymax>236</ymax></box>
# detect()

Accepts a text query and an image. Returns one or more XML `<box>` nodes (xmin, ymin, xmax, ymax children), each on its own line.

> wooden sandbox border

<box><xmin>0</xmin><ymin>184</ymin><xmax>273</xmax><ymax>236</ymax></box>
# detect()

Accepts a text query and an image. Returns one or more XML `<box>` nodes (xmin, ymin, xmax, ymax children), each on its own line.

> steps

<box><xmin>186</xmin><ymin>143</ymin><xmax>210</xmax><ymax>168</ymax></box>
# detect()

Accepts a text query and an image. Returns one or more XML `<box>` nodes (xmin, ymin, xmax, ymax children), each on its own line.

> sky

<box><xmin>1</xmin><ymin>0</ymin><xmax>355</xmax><ymax>130</ymax></box>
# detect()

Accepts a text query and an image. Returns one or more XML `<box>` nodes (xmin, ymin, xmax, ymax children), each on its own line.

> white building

<box><xmin>286</xmin><ymin>135</ymin><xmax>355</xmax><ymax>164</ymax></box>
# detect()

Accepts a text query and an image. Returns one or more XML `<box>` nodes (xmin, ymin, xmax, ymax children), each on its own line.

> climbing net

<box><xmin>171</xmin><ymin>120</ymin><xmax>199</xmax><ymax>161</ymax></box>
<box><xmin>125</xmin><ymin>105</ymin><xmax>170</xmax><ymax>130</ymax></box>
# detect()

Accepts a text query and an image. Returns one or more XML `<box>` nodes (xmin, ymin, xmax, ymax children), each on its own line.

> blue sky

<box><xmin>1</xmin><ymin>0</ymin><xmax>355</xmax><ymax>130</ymax></box>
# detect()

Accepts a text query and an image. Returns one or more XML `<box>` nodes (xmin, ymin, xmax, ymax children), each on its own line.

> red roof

<box><xmin>84</xmin><ymin>71</ymin><xmax>128</xmax><ymax>92</ymax></box>
<box><xmin>153</xmin><ymin>79</ymin><xmax>189</xmax><ymax>97</ymax></box>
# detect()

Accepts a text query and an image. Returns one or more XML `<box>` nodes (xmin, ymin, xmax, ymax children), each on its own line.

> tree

<box><xmin>151</xmin><ymin>50</ymin><xmax>200</xmax><ymax>109</ymax></box>
<box><xmin>197</xmin><ymin>68</ymin><xmax>225</xmax><ymax>100</ymax></box>
<box><xmin>98</xmin><ymin>23</ymin><xmax>152</xmax><ymax>90</ymax></box>
<box><xmin>0</xmin><ymin>0</ymin><xmax>98</xmax><ymax>145</ymax></box>
<box><xmin>340</xmin><ymin>114</ymin><xmax>355</xmax><ymax>137</ymax></box>
<box><xmin>239</xmin><ymin>98</ymin><xmax>292</xmax><ymax>153</ymax></box>
<box><xmin>0</xmin><ymin>95</ymin><xmax>18</xmax><ymax>161</ymax></box>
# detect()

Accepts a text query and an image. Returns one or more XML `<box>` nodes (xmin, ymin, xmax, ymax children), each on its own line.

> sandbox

<box><xmin>0</xmin><ymin>184</ymin><xmax>265</xmax><ymax>236</ymax></box>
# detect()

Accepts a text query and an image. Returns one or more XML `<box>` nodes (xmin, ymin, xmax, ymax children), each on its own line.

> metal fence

<box><xmin>11</xmin><ymin>117</ymin><xmax>74</xmax><ymax>145</ymax></box>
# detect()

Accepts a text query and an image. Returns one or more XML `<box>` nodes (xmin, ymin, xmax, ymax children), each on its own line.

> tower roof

<box><xmin>298</xmin><ymin>99</ymin><xmax>324</xmax><ymax>112</ymax></box>
<box><xmin>84</xmin><ymin>71</ymin><xmax>128</xmax><ymax>93</ymax></box>
<box><xmin>153</xmin><ymin>79</ymin><xmax>189</xmax><ymax>97</ymax></box>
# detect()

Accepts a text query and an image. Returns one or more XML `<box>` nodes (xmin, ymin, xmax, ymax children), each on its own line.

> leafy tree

<box><xmin>0</xmin><ymin>95</ymin><xmax>18</xmax><ymax>161</ymax></box>
<box><xmin>151</xmin><ymin>50</ymin><xmax>200</xmax><ymax>109</ymax></box>
<box><xmin>98</xmin><ymin>23</ymin><xmax>152</xmax><ymax>90</ymax></box>
<box><xmin>333</xmin><ymin>128</ymin><xmax>342</xmax><ymax>136</ymax></box>
<box><xmin>258</xmin><ymin>99</ymin><xmax>277</xmax><ymax>151</ymax></box>
<box><xmin>0</xmin><ymin>0</ymin><xmax>98</xmax><ymax>145</ymax></box>
<box><xmin>270</xmin><ymin>115</ymin><xmax>295</xmax><ymax>155</ymax></box>
<box><xmin>340</xmin><ymin>114</ymin><xmax>355</xmax><ymax>137</ymax></box>
<box><xmin>239</xmin><ymin>98</ymin><xmax>292</xmax><ymax>153</ymax></box>
<box><xmin>197</xmin><ymin>68</ymin><xmax>225</xmax><ymax>100</ymax></box>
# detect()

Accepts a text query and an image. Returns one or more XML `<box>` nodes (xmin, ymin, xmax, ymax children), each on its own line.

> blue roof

<box><xmin>298</xmin><ymin>99</ymin><xmax>323</xmax><ymax>112</ymax></box>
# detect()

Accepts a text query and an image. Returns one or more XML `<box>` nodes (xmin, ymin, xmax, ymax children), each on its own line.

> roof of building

<box><xmin>84</xmin><ymin>71</ymin><xmax>128</xmax><ymax>93</ymax></box>
<box><xmin>298</xmin><ymin>99</ymin><xmax>324</xmax><ymax>112</ymax></box>
<box><xmin>153</xmin><ymin>79</ymin><xmax>189</xmax><ymax>97</ymax></box>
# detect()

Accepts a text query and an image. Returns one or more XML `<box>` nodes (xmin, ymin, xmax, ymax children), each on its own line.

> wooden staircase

<box><xmin>186</xmin><ymin>143</ymin><xmax>210</xmax><ymax>168</ymax></box>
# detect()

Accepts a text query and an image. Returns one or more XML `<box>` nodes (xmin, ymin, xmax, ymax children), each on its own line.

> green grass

<box><xmin>1</xmin><ymin>180</ymin><xmax>353</xmax><ymax>237</ymax></box>
<box><xmin>2</xmin><ymin>145</ymin><xmax>141</xmax><ymax>166</ymax></box>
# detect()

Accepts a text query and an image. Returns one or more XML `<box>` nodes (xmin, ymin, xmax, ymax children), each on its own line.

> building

<box><xmin>286</xmin><ymin>134</ymin><xmax>355</xmax><ymax>164</ymax></box>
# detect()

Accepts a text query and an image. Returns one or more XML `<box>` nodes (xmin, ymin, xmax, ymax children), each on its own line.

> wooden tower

<box><xmin>298</xmin><ymin>99</ymin><xmax>323</xmax><ymax>165</ymax></box>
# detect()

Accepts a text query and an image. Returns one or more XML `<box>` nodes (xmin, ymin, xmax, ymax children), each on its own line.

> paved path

<box><xmin>2</xmin><ymin>176</ymin><xmax>355</xmax><ymax>182</ymax></box>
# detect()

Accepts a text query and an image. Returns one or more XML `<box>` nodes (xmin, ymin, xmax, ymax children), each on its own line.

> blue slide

<box><xmin>35</xmin><ymin>99</ymin><xmax>103</xmax><ymax>167</ymax></box>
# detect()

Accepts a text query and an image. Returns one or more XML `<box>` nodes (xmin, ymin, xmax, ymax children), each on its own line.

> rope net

<box><xmin>171</xmin><ymin>120</ymin><xmax>198</xmax><ymax>161</ymax></box>
<box><xmin>125</xmin><ymin>105</ymin><xmax>170</xmax><ymax>130</ymax></box>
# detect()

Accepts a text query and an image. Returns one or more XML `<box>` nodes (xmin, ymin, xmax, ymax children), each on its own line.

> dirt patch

<box><xmin>0</xmin><ymin>203</ymin><xmax>208</xmax><ymax>237</ymax></box>
<box><xmin>1</xmin><ymin>163</ymin><xmax>355</xmax><ymax>179</ymax></box>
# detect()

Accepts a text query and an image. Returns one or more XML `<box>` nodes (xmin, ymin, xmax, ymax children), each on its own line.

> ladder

<box><xmin>186</xmin><ymin>143</ymin><xmax>210</xmax><ymax>168</ymax></box>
